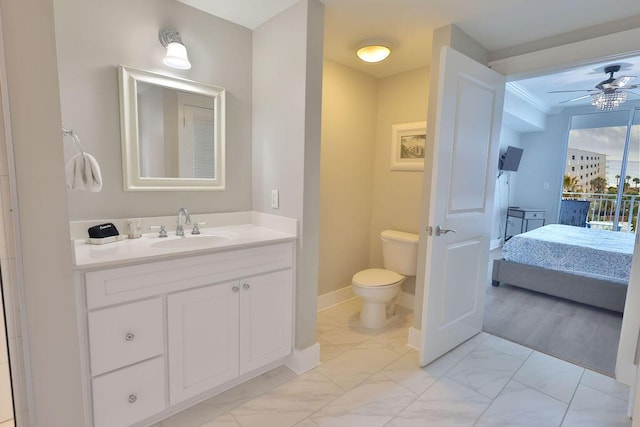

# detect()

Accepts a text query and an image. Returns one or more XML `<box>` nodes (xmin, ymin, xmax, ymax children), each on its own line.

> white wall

<box><xmin>318</xmin><ymin>60</ymin><xmax>377</xmax><ymax>296</ymax></box>
<box><xmin>513</xmin><ymin>112</ymin><xmax>570</xmax><ymax>223</ymax></box>
<box><xmin>54</xmin><ymin>0</ymin><xmax>253</xmax><ymax>220</ymax></box>
<box><xmin>1</xmin><ymin>0</ymin><xmax>85</xmax><ymax>424</ymax></box>
<box><xmin>492</xmin><ymin>127</ymin><xmax>522</xmax><ymax>243</ymax></box>
<box><xmin>252</xmin><ymin>0</ymin><xmax>324</xmax><ymax>350</ymax></box>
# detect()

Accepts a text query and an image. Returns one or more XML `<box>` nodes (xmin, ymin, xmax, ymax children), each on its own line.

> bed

<box><xmin>491</xmin><ymin>224</ymin><xmax>634</xmax><ymax>313</ymax></box>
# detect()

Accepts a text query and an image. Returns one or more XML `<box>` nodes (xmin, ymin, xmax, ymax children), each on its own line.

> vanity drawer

<box><xmin>88</xmin><ymin>298</ymin><xmax>164</xmax><ymax>376</ymax></box>
<box><xmin>92</xmin><ymin>357</ymin><xmax>166</xmax><ymax>427</ymax></box>
<box><xmin>85</xmin><ymin>242</ymin><xmax>294</xmax><ymax>309</ymax></box>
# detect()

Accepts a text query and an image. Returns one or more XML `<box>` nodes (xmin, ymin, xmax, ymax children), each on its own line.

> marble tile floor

<box><xmin>155</xmin><ymin>298</ymin><xmax>632</xmax><ymax>427</ymax></box>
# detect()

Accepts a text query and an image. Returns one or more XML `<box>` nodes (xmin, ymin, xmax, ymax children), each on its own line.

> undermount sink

<box><xmin>150</xmin><ymin>234</ymin><xmax>232</xmax><ymax>249</ymax></box>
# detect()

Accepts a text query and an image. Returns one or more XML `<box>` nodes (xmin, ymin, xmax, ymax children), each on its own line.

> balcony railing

<box><xmin>563</xmin><ymin>192</ymin><xmax>638</xmax><ymax>233</ymax></box>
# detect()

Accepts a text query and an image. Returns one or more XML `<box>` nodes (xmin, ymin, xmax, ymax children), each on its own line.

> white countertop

<box><xmin>73</xmin><ymin>224</ymin><xmax>297</xmax><ymax>270</ymax></box>
<box><xmin>71</xmin><ymin>212</ymin><xmax>298</xmax><ymax>270</ymax></box>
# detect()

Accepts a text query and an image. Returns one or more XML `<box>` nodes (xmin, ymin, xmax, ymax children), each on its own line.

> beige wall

<box><xmin>319</xmin><ymin>63</ymin><xmax>430</xmax><ymax>297</ymax></box>
<box><xmin>1</xmin><ymin>0</ymin><xmax>85</xmax><ymax>424</ymax></box>
<box><xmin>253</xmin><ymin>0</ymin><xmax>325</xmax><ymax>350</ymax></box>
<box><xmin>318</xmin><ymin>60</ymin><xmax>377</xmax><ymax>295</ymax></box>
<box><xmin>369</xmin><ymin>67</ymin><xmax>430</xmax><ymax>294</ymax></box>
<box><xmin>54</xmin><ymin>0</ymin><xmax>253</xmax><ymax>220</ymax></box>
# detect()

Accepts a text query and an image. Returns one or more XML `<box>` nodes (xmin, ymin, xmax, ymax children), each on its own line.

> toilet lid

<box><xmin>353</xmin><ymin>268</ymin><xmax>404</xmax><ymax>287</ymax></box>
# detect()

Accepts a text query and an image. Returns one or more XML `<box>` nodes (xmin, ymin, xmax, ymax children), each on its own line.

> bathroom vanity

<box><xmin>72</xmin><ymin>213</ymin><xmax>297</xmax><ymax>427</ymax></box>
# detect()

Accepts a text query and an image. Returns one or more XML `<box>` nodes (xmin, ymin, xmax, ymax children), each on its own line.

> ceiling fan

<box><xmin>549</xmin><ymin>65</ymin><xmax>638</xmax><ymax>110</ymax></box>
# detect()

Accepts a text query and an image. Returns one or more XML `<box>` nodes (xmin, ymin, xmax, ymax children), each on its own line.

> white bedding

<box><xmin>503</xmin><ymin>224</ymin><xmax>635</xmax><ymax>284</ymax></box>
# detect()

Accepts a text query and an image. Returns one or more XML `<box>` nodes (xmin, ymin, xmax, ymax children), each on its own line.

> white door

<box><xmin>167</xmin><ymin>282</ymin><xmax>240</xmax><ymax>404</ymax></box>
<box><xmin>420</xmin><ymin>47</ymin><xmax>505</xmax><ymax>365</ymax></box>
<box><xmin>239</xmin><ymin>270</ymin><xmax>293</xmax><ymax>373</ymax></box>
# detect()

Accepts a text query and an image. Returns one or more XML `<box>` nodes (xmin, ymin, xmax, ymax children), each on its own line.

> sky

<box><xmin>568</xmin><ymin>124</ymin><xmax>640</xmax><ymax>186</ymax></box>
<box><xmin>568</xmin><ymin>126</ymin><xmax>640</xmax><ymax>162</ymax></box>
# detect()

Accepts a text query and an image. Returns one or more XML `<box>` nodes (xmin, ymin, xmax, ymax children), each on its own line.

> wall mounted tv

<box><xmin>499</xmin><ymin>146</ymin><xmax>524</xmax><ymax>172</ymax></box>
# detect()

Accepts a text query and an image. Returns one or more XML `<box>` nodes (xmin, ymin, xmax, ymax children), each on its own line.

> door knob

<box><xmin>435</xmin><ymin>226</ymin><xmax>457</xmax><ymax>236</ymax></box>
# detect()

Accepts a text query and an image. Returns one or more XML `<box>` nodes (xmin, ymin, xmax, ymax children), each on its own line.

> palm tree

<box><xmin>634</xmin><ymin>177</ymin><xmax>640</xmax><ymax>189</ymax></box>
<box><xmin>590</xmin><ymin>177</ymin><xmax>607</xmax><ymax>194</ymax></box>
<box><xmin>616</xmin><ymin>175</ymin><xmax>621</xmax><ymax>186</ymax></box>
<box><xmin>563</xmin><ymin>175</ymin><xmax>580</xmax><ymax>192</ymax></box>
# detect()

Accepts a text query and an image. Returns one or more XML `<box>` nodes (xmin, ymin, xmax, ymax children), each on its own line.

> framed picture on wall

<box><xmin>390</xmin><ymin>121</ymin><xmax>426</xmax><ymax>171</ymax></box>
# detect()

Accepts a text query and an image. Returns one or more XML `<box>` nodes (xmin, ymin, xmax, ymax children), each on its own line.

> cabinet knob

<box><xmin>232</xmin><ymin>285</ymin><xmax>240</xmax><ymax>293</ymax></box>
<box><xmin>243</xmin><ymin>283</ymin><xmax>250</xmax><ymax>290</ymax></box>
<box><xmin>125</xmin><ymin>333</ymin><xmax>135</xmax><ymax>342</ymax></box>
<box><xmin>128</xmin><ymin>394</ymin><xmax>137</xmax><ymax>404</ymax></box>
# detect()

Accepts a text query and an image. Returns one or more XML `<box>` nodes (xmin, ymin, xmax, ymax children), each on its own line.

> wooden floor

<box><xmin>483</xmin><ymin>281</ymin><xmax>623</xmax><ymax>376</ymax></box>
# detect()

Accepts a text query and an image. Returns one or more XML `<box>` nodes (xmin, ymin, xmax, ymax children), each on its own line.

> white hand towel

<box><xmin>65</xmin><ymin>152</ymin><xmax>103</xmax><ymax>192</ymax></box>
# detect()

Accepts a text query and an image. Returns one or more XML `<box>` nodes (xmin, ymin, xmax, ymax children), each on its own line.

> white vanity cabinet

<box><xmin>167</xmin><ymin>269</ymin><xmax>293</xmax><ymax>405</ymax></box>
<box><xmin>77</xmin><ymin>241</ymin><xmax>295</xmax><ymax>427</ymax></box>
<box><xmin>238</xmin><ymin>270</ymin><xmax>293</xmax><ymax>373</ymax></box>
<box><xmin>167</xmin><ymin>281</ymin><xmax>240</xmax><ymax>404</ymax></box>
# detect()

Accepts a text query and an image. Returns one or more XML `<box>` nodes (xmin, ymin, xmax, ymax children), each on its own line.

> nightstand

<box><xmin>505</xmin><ymin>207</ymin><xmax>546</xmax><ymax>240</ymax></box>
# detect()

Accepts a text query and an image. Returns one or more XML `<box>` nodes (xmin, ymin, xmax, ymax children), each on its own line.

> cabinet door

<box><xmin>239</xmin><ymin>270</ymin><xmax>293</xmax><ymax>373</ymax></box>
<box><xmin>168</xmin><ymin>282</ymin><xmax>239</xmax><ymax>405</ymax></box>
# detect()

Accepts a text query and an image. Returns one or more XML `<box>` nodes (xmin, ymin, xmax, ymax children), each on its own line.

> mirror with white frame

<box><xmin>118</xmin><ymin>65</ymin><xmax>225</xmax><ymax>191</ymax></box>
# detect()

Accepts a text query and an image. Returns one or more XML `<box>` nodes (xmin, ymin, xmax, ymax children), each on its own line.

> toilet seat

<box><xmin>352</xmin><ymin>268</ymin><xmax>403</xmax><ymax>287</ymax></box>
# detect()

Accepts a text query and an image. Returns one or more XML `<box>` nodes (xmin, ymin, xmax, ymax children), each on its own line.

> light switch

<box><xmin>271</xmin><ymin>190</ymin><xmax>279</xmax><ymax>209</ymax></box>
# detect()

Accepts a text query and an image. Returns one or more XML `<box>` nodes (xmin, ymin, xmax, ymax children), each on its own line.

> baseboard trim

<box><xmin>317</xmin><ymin>286</ymin><xmax>356</xmax><ymax>311</ymax></box>
<box><xmin>318</xmin><ymin>287</ymin><xmax>416</xmax><ymax>313</ymax></box>
<box><xmin>490</xmin><ymin>238</ymin><xmax>502</xmax><ymax>250</ymax></box>
<box><xmin>408</xmin><ymin>326</ymin><xmax>421</xmax><ymax>351</ymax></box>
<box><xmin>285</xmin><ymin>343</ymin><xmax>321</xmax><ymax>375</ymax></box>
<box><xmin>397</xmin><ymin>291</ymin><xmax>415</xmax><ymax>310</ymax></box>
<box><xmin>615</xmin><ymin>360</ymin><xmax>634</xmax><ymax>387</ymax></box>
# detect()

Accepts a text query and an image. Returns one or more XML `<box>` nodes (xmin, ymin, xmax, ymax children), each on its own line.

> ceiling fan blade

<box><xmin>548</xmin><ymin>89</ymin><xmax>597</xmax><ymax>93</ymax></box>
<box><xmin>612</xmin><ymin>75</ymin><xmax>637</xmax><ymax>87</ymax></box>
<box><xmin>621</xmin><ymin>90</ymin><xmax>640</xmax><ymax>97</ymax></box>
<box><xmin>559</xmin><ymin>94</ymin><xmax>592</xmax><ymax>104</ymax></box>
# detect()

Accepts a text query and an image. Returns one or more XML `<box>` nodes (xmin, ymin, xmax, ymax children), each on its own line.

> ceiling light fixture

<box><xmin>356</xmin><ymin>40</ymin><xmax>391</xmax><ymax>63</ymax></box>
<box><xmin>591</xmin><ymin>91</ymin><xmax>627</xmax><ymax>111</ymax></box>
<box><xmin>159</xmin><ymin>29</ymin><xmax>191</xmax><ymax>70</ymax></box>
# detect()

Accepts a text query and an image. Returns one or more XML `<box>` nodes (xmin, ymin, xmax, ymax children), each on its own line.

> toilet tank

<box><xmin>380</xmin><ymin>230</ymin><xmax>420</xmax><ymax>276</ymax></box>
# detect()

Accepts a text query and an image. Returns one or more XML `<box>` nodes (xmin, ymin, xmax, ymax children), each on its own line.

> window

<box><xmin>564</xmin><ymin>109</ymin><xmax>639</xmax><ymax>232</ymax></box>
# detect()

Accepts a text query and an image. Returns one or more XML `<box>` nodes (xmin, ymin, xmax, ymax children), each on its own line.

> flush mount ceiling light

<box><xmin>356</xmin><ymin>40</ymin><xmax>391</xmax><ymax>63</ymax></box>
<box><xmin>159</xmin><ymin>29</ymin><xmax>191</xmax><ymax>70</ymax></box>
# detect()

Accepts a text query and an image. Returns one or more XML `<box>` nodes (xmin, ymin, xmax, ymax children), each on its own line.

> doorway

<box><xmin>481</xmin><ymin>59</ymin><xmax>640</xmax><ymax>378</ymax></box>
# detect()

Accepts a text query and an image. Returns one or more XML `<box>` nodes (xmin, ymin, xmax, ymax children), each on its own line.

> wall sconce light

<box><xmin>356</xmin><ymin>39</ymin><xmax>392</xmax><ymax>63</ymax></box>
<box><xmin>159</xmin><ymin>29</ymin><xmax>191</xmax><ymax>70</ymax></box>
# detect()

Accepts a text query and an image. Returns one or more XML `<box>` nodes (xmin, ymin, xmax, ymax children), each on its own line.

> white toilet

<box><xmin>352</xmin><ymin>230</ymin><xmax>419</xmax><ymax>329</ymax></box>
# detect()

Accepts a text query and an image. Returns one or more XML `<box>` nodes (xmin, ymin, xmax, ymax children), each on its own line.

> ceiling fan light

<box><xmin>591</xmin><ymin>91</ymin><xmax>627</xmax><ymax>111</ymax></box>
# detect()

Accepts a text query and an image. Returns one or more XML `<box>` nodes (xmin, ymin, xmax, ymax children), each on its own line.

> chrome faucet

<box><xmin>176</xmin><ymin>208</ymin><xmax>191</xmax><ymax>236</ymax></box>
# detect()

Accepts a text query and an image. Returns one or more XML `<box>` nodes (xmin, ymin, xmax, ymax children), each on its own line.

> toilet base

<box><xmin>359</xmin><ymin>302</ymin><xmax>398</xmax><ymax>329</ymax></box>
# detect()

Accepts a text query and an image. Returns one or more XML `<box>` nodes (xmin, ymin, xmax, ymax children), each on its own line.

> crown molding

<box><xmin>506</xmin><ymin>81</ymin><xmax>552</xmax><ymax>114</ymax></box>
